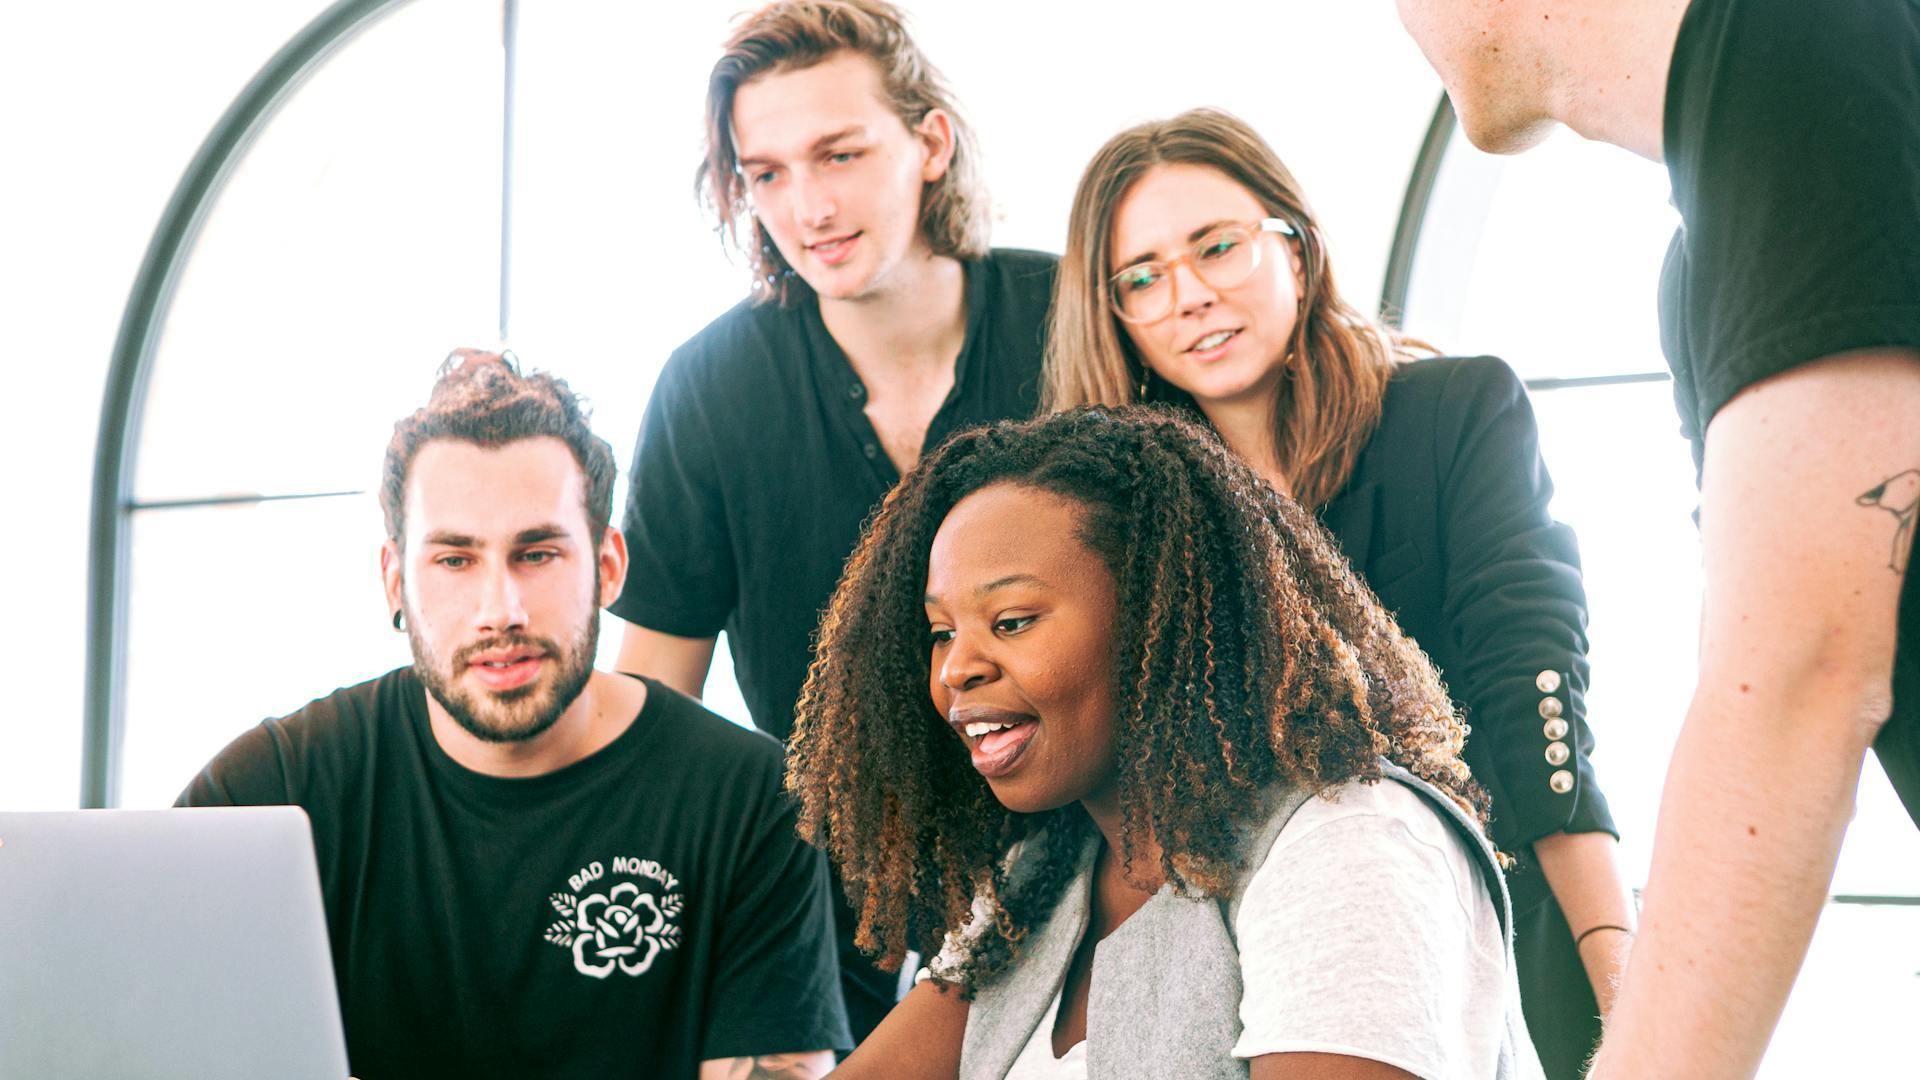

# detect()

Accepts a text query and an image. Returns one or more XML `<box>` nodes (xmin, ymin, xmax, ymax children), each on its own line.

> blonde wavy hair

<box><xmin>697</xmin><ymin>0</ymin><xmax>990</xmax><ymax>306</ymax></box>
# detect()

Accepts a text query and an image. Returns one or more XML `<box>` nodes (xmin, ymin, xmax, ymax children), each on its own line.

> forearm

<box><xmin>1531</xmin><ymin>829</ymin><xmax>1634</xmax><ymax>1014</ymax></box>
<box><xmin>614</xmin><ymin>621</ymin><xmax>717</xmax><ymax>698</ymax></box>
<box><xmin>828</xmin><ymin>980</ymin><xmax>967</xmax><ymax>1080</ymax></box>
<box><xmin>1586</xmin><ymin>680</ymin><xmax>1884</xmax><ymax>1078</ymax></box>
<box><xmin>699</xmin><ymin>1051</ymin><xmax>835</xmax><ymax>1079</ymax></box>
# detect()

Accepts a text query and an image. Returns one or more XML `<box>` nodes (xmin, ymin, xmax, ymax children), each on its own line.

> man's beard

<box><xmin>407</xmin><ymin>610</ymin><xmax>598</xmax><ymax>745</ymax></box>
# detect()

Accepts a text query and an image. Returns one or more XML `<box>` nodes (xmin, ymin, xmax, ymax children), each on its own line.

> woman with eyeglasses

<box><xmin>1042</xmin><ymin>108</ymin><xmax>1631</xmax><ymax>1079</ymax></box>
<box><xmin>793</xmin><ymin>406</ymin><xmax>1542</xmax><ymax>1079</ymax></box>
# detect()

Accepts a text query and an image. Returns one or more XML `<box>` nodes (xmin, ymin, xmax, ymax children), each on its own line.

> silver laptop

<box><xmin>0</xmin><ymin>807</ymin><xmax>349</xmax><ymax>1080</ymax></box>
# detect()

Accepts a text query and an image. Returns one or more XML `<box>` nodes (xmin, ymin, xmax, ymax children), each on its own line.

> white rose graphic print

<box><xmin>543</xmin><ymin>857</ymin><xmax>684</xmax><ymax>979</ymax></box>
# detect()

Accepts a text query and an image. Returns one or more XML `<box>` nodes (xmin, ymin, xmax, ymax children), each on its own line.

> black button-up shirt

<box><xmin>612</xmin><ymin>249</ymin><xmax>1058</xmax><ymax>741</ymax></box>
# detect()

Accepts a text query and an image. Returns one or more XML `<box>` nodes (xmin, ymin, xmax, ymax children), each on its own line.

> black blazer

<box><xmin>1319</xmin><ymin>356</ymin><xmax>1615</xmax><ymax>856</ymax></box>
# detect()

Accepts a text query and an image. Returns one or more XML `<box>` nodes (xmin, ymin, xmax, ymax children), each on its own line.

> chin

<box><xmin>984</xmin><ymin>777</ymin><xmax>1079</xmax><ymax>817</ymax></box>
<box><xmin>1182</xmin><ymin>367</ymin><xmax>1282</xmax><ymax>409</ymax></box>
<box><xmin>1191</xmin><ymin>378</ymin><xmax>1271</xmax><ymax>408</ymax></box>
<box><xmin>807</xmin><ymin>244</ymin><xmax>913</xmax><ymax>304</ymax></box>
<box><xmin>1452</xmin><ymin>96</ymin><xmax>1559</xmax><ymax>156</ymax></box>
<box><xmin>791</xmin><ymin>260</ymin><xmax>866</xmax><ymax>301</ymax></box>
<box><xmin>808</xmin><ymin>278</ymin><xmax>874</xmax><ymax>303</ymax></box>
<box><xmin>458</xmin><ymin>706</ymin><xmax>565</xmax><ymax>745</ymax></box>
<box><xmin>457</xmin><ymin>683</ymin><xmax>565</xmax><ymax>742</ymax></box>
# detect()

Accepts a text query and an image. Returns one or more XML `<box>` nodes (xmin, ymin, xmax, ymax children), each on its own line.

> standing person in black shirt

<box><xmin>609</xmin><ymin>0</ymin><xmax>1056</xmax><ymax>1041</ymax></box>
<box><xmin>1397</xmin><ymin>0</ymin><xmax>1920</xmax><ymax>1074</ymax></box>
<box><xmin>180</xmin><ymin>351</ymin><xmax>849</xmax><ymax>1080</ymax></box>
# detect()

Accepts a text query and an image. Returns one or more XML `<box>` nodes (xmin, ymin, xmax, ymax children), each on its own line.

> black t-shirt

<box><xmin>177</xmin><ymin>670</ymin><xmax>850</xmax><ymax>1080</ymax></box>
<box><xmin>1661</xmin><ymin>0</ymin><xmax>1920</xmax><ymax>820</ymax></box>
<box><xmin>612</xmin><ymin>248</ymin><xmax>1057</xmax><ymax>742</ymax></box>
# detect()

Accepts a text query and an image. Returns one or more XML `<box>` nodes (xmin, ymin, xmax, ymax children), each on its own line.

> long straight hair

<box><xmin>1043</xmin><ymin>108</ymin><xmax>1424</xmax><ymax>510</ymax></box>
<box><xmin>697</xmin><ymin>0</ymin><xmax>990</xmax><ymax>306</ymax></box>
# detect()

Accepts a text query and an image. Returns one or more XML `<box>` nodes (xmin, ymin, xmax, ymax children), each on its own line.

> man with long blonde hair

<box><xmin>608</xmin><ymin>0</ymin><xmax>1056</xmax><ymax>1041</ymax></box>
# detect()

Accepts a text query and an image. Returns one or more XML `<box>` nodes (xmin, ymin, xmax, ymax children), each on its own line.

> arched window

<box><xmin>85</xmin><ymin>0</ymin><xmax>1442</xmax><ymax>807</ymax></box>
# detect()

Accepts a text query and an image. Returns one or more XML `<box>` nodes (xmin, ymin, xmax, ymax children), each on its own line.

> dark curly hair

<box><xmin>380</xmin><ymin>348</ymin><xmax>616</xmax><ymax>550</ymax></box>
<box><xmin>786</xmin><ymin>405</ymin><xmax>1484</xmax><ymax>993</ymax></box>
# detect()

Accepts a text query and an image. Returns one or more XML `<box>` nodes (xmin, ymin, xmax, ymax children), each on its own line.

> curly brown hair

<box><xmin>380</xmin><ymin>349</ymin><xmax>616</xmax><ymax>550</ymax></box>
<box><xmin>786</xmin><ymin>405</ymin><xmax>1484</xmax><ymax>992</ymax></box>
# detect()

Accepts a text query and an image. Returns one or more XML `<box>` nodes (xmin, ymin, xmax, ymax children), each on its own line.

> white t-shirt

<box><xmin>981</xmin><ymin>778</ymin><xmax>1526</xmax><ymax>1080</ymax></box>
<box><xmin>1230</xmin><ymin>777</ymin><xmax>1520</xmax><ymax>1079</ymax></box>
<box><xmin>929</xmin><ymin>772</ymin><xmax>1528</xmax><ymax>1076</ymax></box>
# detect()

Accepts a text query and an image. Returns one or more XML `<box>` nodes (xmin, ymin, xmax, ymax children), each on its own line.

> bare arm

<box><xmin>697</xmin><ymin>1051</ymin><xmax>835</xmax><ymax>1080</ymax></box>
<box><xmin>828</xmin><ymin>980</ymin><xmax>969</xmax><ymax>1080</ymax></box>
<box><xmin>1250</xmin><ymin>1053</ymin><xmax>1419</xmax><ymax>1079</ymax></box>
<box><xmin>1587</xmin><ymin>350</ymin><xmax>1920</xmax><ymax>1078</ymax></box>
<box><xmin>614</xmin><ymin>618</ymin><xmax>717</xmax><ymax>699</ymax></box>
<box><xmin>1531</xmin><ymin>830</ymin><xmax>1636</xmax><ymax>1014</ymax></box>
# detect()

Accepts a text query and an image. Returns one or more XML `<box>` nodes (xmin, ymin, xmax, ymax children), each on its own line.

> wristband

<box><xmin>1575</xmin><ymin>923</ymin><xmax>1633</xmax><ymax>948</ymax></box>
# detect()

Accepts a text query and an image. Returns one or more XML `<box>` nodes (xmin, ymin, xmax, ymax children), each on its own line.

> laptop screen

<box><xmin>0</xmin><ymin>807</ymin><xmax>349</xmax><ymax>1080</ymax></box>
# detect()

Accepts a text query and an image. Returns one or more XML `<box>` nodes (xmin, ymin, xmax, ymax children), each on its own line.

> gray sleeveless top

<box><xmin>957</xmin><ymin>762</ymin><xmax>1536</xmax><ymax>1080</ymax></box>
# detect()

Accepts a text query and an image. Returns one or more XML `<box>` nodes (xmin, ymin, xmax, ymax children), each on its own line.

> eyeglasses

<box><xmin>1106</xmin><ymin>217</ymin><xmax>1297</xmax><ymax>325</ymax></box>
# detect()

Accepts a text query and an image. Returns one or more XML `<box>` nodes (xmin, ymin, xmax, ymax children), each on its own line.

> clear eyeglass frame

<box><xmin>1106</xmin><ymin>217</ymin><xmax>1297</xmax><ymax>325</ymax></box>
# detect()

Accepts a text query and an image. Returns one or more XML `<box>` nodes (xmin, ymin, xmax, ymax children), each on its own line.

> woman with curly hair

<box><xmin>791</xmin><ymin>407</ymin><xmax>1542</xmax><ymax>1079</ymax></box>
<box><xmin>1043</xmin><ymin>107</ymin><xmax>1633</xmax><ymax>1078</ymax></box>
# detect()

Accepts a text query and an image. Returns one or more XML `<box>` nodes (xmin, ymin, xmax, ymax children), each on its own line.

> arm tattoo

<box><xmin>1856</xmin><ymin>468</ymin><xmax>1919</xmax><ymax>575</ymax></box>
<box><xmin>720</xmin><ymin>1053</ymin><xmax>833</xmax><ymax>1080</ymax></box>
